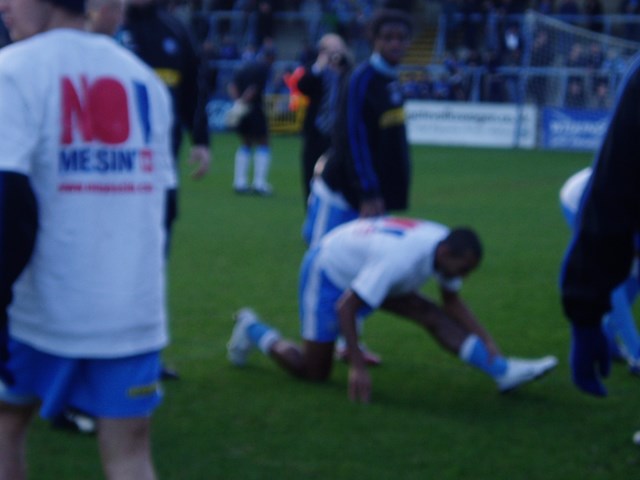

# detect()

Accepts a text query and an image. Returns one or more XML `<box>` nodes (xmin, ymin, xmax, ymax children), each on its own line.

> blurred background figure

<box><xmin>297</xmin><ymin>32</ymin><xmax>351</xmax><ymax>205</ymax></box>
<box><xmin>227</xmin><ymin>45</ymin><xmax>276</xmax><ymax>196</ymax></box>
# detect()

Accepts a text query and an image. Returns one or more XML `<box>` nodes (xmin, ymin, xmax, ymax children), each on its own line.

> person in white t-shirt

<box><xmin>0</xmin><ymin>0</ymin><xmax>174</xmax><ymax>478</ymax></box>
<box><xmin>227</xmin><ymin>216</ymin><xmax>558</xmax><ymax>403</ymax></box>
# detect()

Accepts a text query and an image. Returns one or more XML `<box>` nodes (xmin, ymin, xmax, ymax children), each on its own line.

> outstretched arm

<box><xmin>336</xmin><ymin>289</ymin><xmax>371</xmax><ymax>403</ymax></box>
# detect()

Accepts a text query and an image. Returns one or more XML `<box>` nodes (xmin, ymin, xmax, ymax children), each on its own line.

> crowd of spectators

<box><xmin>166</xmin><ymin>0</ymin><xmax>635</xmax><ymax>110</ymax></box>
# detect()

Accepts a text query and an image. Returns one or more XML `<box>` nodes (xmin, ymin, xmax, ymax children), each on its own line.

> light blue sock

<box><xmin>247</xmin><ymin>322</ymin><xmax>281</xmax><ymax>355</ymax></box>
<box><xmin>459</xmin><ymin>335</ymin><xmax>508</xmax><ymax>378</ymax></box>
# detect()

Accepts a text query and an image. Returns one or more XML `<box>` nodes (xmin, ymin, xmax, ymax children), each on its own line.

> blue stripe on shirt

<box><xmin>347</xmin><ymin>65</ymin><xmax>380</xmax><ymax>195</ymax></box>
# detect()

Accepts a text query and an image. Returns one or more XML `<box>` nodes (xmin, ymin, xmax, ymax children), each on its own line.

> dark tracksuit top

<box><xmin>119</xmin><ymin>4</ymin><xmax>210</xmax><ymax>158</ymax></box>
<box><xmin>561</xmin><ymin>53</ymin><xmax>640</xmax><ymax>326</ymax></box>
<box><xmin>321</xmin><ymin>56</ymin><xmax>411</xmax><ymax>212</ymax></box>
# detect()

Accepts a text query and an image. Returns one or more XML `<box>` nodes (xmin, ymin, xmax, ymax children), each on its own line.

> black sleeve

<box><xmin>0</xmin><ymin>172</ymin><xmax>38</xmax><ymax>353</ymax></box>
<box><xmin>561</xmin><ymin>60</ymin><xmax>640</xmax><ymax>326</ymax></box>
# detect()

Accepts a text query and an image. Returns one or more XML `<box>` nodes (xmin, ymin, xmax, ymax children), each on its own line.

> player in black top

<box><xmin>119</xmin><ymin>0</ymin><xmax>211</xmax><ymax>193</ymax></box>
<box><xmin>228</xmin><ymin>46</ymin><xmax>276</xmax><ymax>196</ymax></box>
<box><xmin>561</xmin><ymin>53</ymin><xmax>640</xmax><ymax>397</ymax></box>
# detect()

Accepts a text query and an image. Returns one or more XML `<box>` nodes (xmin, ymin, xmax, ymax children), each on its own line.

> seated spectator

<box><xmin>565</xmin><ymin>76</ymin><xmax>586</xmax><ymax>108</ymax></box>
<box><xmin>402</xmin><ymin>71</ymin><xmax>423</xmax><ymax>99</ymax></box>
<box><xmin>219</xmin><ymin>33</ymin><xmax>241</xmax><ymax>60</ymax></box>
<box><xmin>527</xmin><ymin>29</ymin><xmax>554</xmax><ymax>105</ymax></box>
<box><xmin>241</xmin><ymin>43</ymin><xmax>257</xmax><ymax>61</ymax></box>
<box><xmin>592</xmin><ymin>78</ymin><xmax>611</xmax><ymax>109</ymax></box>
<box><xmin>432</xmin><ymin>72</ymin><xmax>452</xmax><ymax>100</ymax></box>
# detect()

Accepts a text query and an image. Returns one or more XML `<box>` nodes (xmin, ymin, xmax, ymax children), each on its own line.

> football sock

<box><xmin>253</xmin><ymin>145</ymin><xmax>271</xmax><ymax>190</ymax></box>
<box><xmin>247</xmin><ymin>322</ymin><xmax>281</xmax><ymax>355</ymax></box>
<box><xmin>459</xmin><ymin>334</ymin><xmax>508</xmax><ymax>378</ymax></box>
<box><xmin>233</xmin><ymin>146</ymin><xmax>251</xmax><ymax>189</ymax></box>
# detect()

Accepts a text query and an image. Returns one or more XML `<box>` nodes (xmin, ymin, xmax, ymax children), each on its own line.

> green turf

<box><xmin>26</xmin><ymin>134</ymin><xmax>640</xmax><ymax>479</ymax></box>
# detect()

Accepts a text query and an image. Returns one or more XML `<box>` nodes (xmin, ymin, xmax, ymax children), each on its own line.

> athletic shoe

<box><xmin>335</xmin><ymin>339</ymin><xmax>382</xmax><ymax>367</ymax></box>
<box><xmin>496</xmin><ymin>355</ymin><xmax>558</xmax><ymax>393</ymax></box>
<box><xmin>252</xmin><ymin>184</ymin><xmax>273</xmax><ymax>197</ymax></box>
<box><xmin>51</xmin><ymin>408</ymin><xmax>97</xmax><ymax>435</ymax></box>
<box><xmin>227</xmin><ymin>307</ymin><xmax>259</xmax><ymax>366</ymax></box>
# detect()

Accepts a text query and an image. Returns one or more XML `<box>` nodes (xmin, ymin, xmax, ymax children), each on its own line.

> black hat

<box><xmin>46</xmin><ymin>0</ymin><xmax>85</xmax><ymax>14</ymax></box>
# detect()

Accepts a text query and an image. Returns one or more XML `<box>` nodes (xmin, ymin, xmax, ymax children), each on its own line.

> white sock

<box><xmin>252</xmin><ymin>146</ymin><xmax>271</xmax><ymax>190</ymax></box>
<box><xmin>234</xmin><ymin>146</ymin><xmax>251</xmax><ymax>189</ymax></box>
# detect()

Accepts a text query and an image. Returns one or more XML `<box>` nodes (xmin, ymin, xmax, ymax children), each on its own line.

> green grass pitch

<box><xmin>26</xmin><ymin>134</ymin><xmax>640</xmax><ymax>479</ymax></box>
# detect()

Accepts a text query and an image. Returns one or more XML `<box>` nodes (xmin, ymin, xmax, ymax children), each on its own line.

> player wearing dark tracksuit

<box><xmin>561</xmin><ymin>52</ymin><xmax>640</xmax><ymax>396</ymax></box>
<box><xmin>321</xmin><ymin>57</ymin><xmax>411</xmax><ymax>213</ymax></box>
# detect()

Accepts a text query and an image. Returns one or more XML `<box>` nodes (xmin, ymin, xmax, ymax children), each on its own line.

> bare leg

<box><xmin>270</xmin><ymin>339</ymin><xmax>335</xmax><ymax>381</ymax></box>
<box><xmin>382</xmin><ymin>293</ymin><xmax>468</xmax><ymax>354</ymax></box>
<box><xmin>98</xmin><ymin>417</ymin><xmax>156</xmax><ymax>480</ymax></box>
<box><xmin>0</xmin><ymin>402</ymin><xmax>37</xmax><ymax>480</ymax></box>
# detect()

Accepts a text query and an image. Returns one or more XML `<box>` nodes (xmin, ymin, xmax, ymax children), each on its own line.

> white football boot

<box><xmin>227</xmin><ymin>307</ymin><xmax>260</xmax><ymax>367</ymax></box>
<box><xmin>496</xmin><ymin>356</ymin><xmax>558</xmax><ymax>393</ymax></box>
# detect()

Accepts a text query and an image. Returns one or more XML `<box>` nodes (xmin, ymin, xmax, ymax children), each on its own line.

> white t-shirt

<box><xmin>318</xmin><ymin>217</ymin><xmax>462</xmax><ymax>308</ymax></box>
<box><xmin>0</xmin><ymin>29</ymin><xmax>176</xmax><ymax>357</ymax></box>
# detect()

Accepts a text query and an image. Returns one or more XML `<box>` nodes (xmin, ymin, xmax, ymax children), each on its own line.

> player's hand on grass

<box><xmin>348</xmin><ymin>365</ymin><xmax>371</xmax><ymax>403</ymax></box>
<box><xmin>570</xmin><ymin>323</ymin><xmax>610</xmax><ymax>397</ymax></box>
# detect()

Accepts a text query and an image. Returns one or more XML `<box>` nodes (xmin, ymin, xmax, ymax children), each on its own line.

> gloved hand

<box><xmin>570</xmin><ymin>323</ymin><xmax>611</xmax><ymax>397</ymax></box>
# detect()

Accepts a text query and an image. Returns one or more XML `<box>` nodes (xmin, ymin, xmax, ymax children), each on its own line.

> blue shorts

<box><xmin>302</xmin><ymin>179</ymin><xmax>357</xmax><ymax>247</ymax></box>
<box><xmin>299</xmin><ymin>247</ymin><xmax>372</xmax><ymax>342</ymax></box>
<box><xmin>0</xmin><ymin>339</ymin><xmax>163</xmax><ymax>419</ymax></box>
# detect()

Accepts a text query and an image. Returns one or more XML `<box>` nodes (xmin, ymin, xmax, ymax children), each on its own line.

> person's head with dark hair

<box><xmin>369</xmin><ymin>8</ymin><xmax>413</xmax><ymax>39</ymax></box>
<box><xmin>368</xmin><ymin>8</ymin><xmax>413</xmax><ymax>66</ymax></box>
<box><xmin>435</xmin><ymin>227</ymin><xmax>483</xmax><ymax>279</ymax></box>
